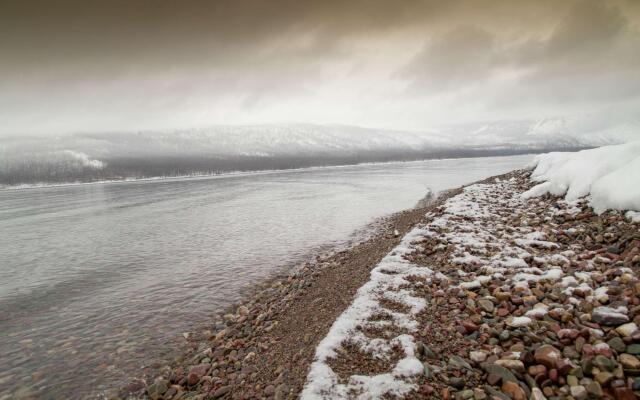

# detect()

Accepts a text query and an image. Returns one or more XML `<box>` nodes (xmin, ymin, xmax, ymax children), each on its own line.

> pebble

<box><xmin>129</xmin><ymin>171</ymin><xmax>640</xmax><ymax>400</ymax></box>
<box><xmin>591</xmin><ymin>307</ymin><xmax>629</xmax><ymax>326</ymax></box>
<box><xmin>534</xmin><ymin>345</ymin><xmax>562</xmax><ymax>369</ymax></box>
<box><xmin>618</xmin><ymin>353</ymin><xmax>640</xmax><ymax>369</ymax></box>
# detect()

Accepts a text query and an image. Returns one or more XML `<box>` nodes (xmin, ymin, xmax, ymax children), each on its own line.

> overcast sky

<box><xmin>1</xmin><ymin>0</ymin><xmax>639</xmax><ymax>136</ymax></box>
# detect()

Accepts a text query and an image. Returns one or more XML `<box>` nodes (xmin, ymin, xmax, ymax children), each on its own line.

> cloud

<box><xmin>400</xmin><ymin>0</ymin><xmax>640</xmax><ymax>106</ymax></box>
<box><xmin>0</xmin><ymin>0</ymin><xmax>639</xmax><ymax>135</ymax></box>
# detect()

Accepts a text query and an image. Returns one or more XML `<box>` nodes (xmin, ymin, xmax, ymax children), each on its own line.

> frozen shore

<box><xmin>115</xmin><ymin>144</ymin><xmax>640</xmax><ymax>400</ymax></box>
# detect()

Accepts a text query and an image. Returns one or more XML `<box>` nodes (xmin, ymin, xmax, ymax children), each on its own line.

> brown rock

<box><xmin>612</xmin><ymin>387</ymin><xmax>636</xmax><ymax>400</ymax></box>
<box><xmin>501</xmin><ymin>381</ymin><xmax>526</xmax><ymax>400</ymax></box>
<box><xmin>619</xmin><ymin>353</ymin><xmax>640</xmax><ymax>369</ymax></box>
<box><xmin>534</xmin><ymin>345</ymin><xmax>562</xmax><ymax>369</ymax></box>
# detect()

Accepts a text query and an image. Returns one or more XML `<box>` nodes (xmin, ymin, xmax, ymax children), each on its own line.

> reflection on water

<box><xmin>0</xmin><ymin>155</ymin><xmax>531</xmax><ymax>399</ymax></box>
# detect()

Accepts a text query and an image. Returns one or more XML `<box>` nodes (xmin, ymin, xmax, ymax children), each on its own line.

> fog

<box><xmin>3</xmin><ymin>119</ymin><xmax>636</xmax><ymax>185</ymax></box>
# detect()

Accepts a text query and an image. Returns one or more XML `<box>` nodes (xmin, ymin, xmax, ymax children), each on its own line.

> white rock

<box><xmin>616</xmin><ymin>322</ymin><xmax>638</xmax><ymax>337</ymax></box>
<box><xmin>531</xmin><ymin>387</ymin><xmax>548</xmax><ymax>400</ymax></box>
<box><xmin>469</xmin><ymin>351</ymin><xmax>488</xmax><ymax>363</ymax></box>
<box><xmin>507</xmin><ymin>316</ymin><xmax>532</xmax><ymax>327</ymax></box>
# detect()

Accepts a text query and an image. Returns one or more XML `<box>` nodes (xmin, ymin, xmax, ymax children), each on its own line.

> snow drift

<box><xmin>523</xmin><ymin>141</ymin><xmax>640</xmax><ymax>214</ymax></box>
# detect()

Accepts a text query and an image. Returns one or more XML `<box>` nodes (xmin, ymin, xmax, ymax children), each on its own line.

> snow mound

<box><xmin>522</xmin><ymin>141</ymin><xmax>640</xmax><ymax>214</ymax></box>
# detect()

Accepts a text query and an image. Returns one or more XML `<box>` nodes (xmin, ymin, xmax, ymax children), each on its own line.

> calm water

<box><xmin>0</xmin><ymin>155</ymin><xmax>532</xmax><ymax>399</ymax></box>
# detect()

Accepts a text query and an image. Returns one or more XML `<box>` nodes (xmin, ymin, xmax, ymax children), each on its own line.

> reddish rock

<box><xmin>421</xmin><ymin>384</ymin><xmax>435</xmax><ymax>395</ymax></box>
<box><xmin>534</xmin><ymin>345</ymin><xmax>562</xmax><ymax>369</ymax></box>
<box><xmin>460</xmin><ymin>320</ymin><xmax>478</xmax><ymax>333</ymax></box>
<box><xmin>502</xmin><ymin>381</ymin><xmax>526</xmax><ymax>400</ymax></box>
<box><xmin>557</xmin><ymin>329</ymin><xmax>580</xmax><ymax>340</ymax></box>
<box><xmin>487</xmin><ymin>373</ymin><xmax>502</xmax><ymax>386</ymax></box>
<box><xmin>612</xmin><ymin>387</ymin><xmax>635</xmax><ymax>400</ymax></box>
<box><xmin>556</xmin><ymin>358</ymin><xmax>574</xmax><ymax>375</ymax></box>
<box><xmin>528</xmin><ymin>364</ymin><xmax>547</xmax><ymax>376</ymax></box>
<box><xmin>187</xmin><ymin>364</ymin><xmax>209</xmax><ymax>386</ymax></box>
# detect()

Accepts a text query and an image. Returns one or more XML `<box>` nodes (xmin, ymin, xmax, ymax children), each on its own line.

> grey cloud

<box><xmin>400</xmin><ymin>0</ymin><xmax>640</xmax><ymax>104</ymax></box>
<box><xmin>400</xmin><ymin>25</ymin><xmax>498</xmax><ymax>91</ymax></box>
<box><xmin>1</xmin><ymin>0</ymin><xmax>639</xmax><ymax>135</ymax></box>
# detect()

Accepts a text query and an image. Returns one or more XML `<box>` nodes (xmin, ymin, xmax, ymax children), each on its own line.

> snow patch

<box><xmin>523</xmin><ymin>141</ymin><xmax>640</xmax><ymax>213</ymax></box>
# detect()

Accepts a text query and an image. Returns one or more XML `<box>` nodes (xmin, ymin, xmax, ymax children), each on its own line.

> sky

<box><xmin>1</xmin><ymin>0</ymin><xmax>639</xmax><ymax>136</ymax></box>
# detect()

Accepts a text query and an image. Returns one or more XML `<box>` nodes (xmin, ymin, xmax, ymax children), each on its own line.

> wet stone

<box><xmin>608</xmin><ymin>337</ymin><xmax>626</xmax><ymax>353</ymax></box>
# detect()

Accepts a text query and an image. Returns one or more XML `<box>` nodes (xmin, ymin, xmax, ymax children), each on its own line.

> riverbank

<box><xmin>121</xmin><ymin>167</ymin><xmax>639</xmax><ymax>399</ymax></box>
<box><xmin>113</xmin><ymin>185</ymin><xmax>455</xmax><ymax>399</ymax></box>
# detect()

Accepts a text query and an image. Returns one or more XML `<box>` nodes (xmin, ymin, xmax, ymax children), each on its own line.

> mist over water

<box><xmin>1</xmin><ymin>121</ymin><xmax>626</xmax><ymax>186</ymax></box>
<box><xmin>0</xmin><ymin>155</ymin><xmax>530</xmax><ymax>399</ymax></box>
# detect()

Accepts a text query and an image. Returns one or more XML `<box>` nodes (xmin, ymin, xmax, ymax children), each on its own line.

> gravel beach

<box><xmin>117</xmin><ymin>168</ymin><xmax>640</xmax><ymax>400</ymax></box>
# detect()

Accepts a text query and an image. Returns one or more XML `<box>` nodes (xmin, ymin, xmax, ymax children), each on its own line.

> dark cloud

<box><xmin>0</xmin><ymin>0</ymin><xmax>639</xmax><ymax>135</ymax></box>
<box><xmin>401</xmin><ymin>0</ymin><xmax>640</xmax><ymax>104</ymax></box>
<box><xmin>400</xmin><ymin>26</ymin><xmax>497</xmax><ymax>91</ymax></box>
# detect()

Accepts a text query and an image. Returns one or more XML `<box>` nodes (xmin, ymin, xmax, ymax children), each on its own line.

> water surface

<box><xmin>0</xmin><ymin>155</ymin><xmax>531</xmax><ymax>399</ymax></box>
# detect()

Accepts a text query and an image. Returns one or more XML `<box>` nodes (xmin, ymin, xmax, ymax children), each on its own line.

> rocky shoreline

<box><xmin>116</xmin><ymin>169</ymin><xmax>639</xmax><ymax>400</ymax></box>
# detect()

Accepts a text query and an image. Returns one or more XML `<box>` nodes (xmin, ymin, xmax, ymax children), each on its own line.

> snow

<box><xmin>592</xmin><ymin>306</ymin><xmax>629</xmax><ymax>322</ymax></box>
<box><xmin>303</xmin><ymin>167</ymin><xmax>633</xmax><ymax>399</ymax></box>
<box><xmin>523</xmin><ymin>141</ymin><xmax>640</xmax><ymax>213</ymax></box>
<box><xmin>625</xmin><ymin>210</ymin><xmax>640</xmax><ymax>222</ymax></box>
<box><xmin>301</xmin><ymin>226</ymin><xmax>438</xmax><ymax>399</ymax></box>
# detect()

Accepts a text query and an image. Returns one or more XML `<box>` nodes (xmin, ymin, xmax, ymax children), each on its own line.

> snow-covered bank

<box><xmin>523</xmin><ymin>141</ymin><xmax>640</xmax><ymax>215</ymax></box>
<box><xmin>301</xmin><ymin>169</ymin><xmax>640</xmax><ymax>399</ymax></box>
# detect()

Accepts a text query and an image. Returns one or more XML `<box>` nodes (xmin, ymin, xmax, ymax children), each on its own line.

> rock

<box><xmin>557</xmin><ymin>329</ymin><xmax>580</xmax><ymax>340</ymax></box>
<box><xmin>591</xmin><ymin>307</ymin><xmax>629</xmax><ymax>326</ymax></box>
<box><xmin>461</xmin><ymin>320</ymin><xmax>479</xmax><ymax>334</ymax></box>
<box><xmin>626</xmin><ymin>344</ymin><xmax>640</xmax><ymax>355</ymax></box>
<box><xmin>449</xmin><ymin>355</ymin><xmax>472</xmax><ymax>370</ymax></box>
<box><xmin>423</xmin><ymin>363</ymin><xmax>433</xmax><ymax>379</ymax></box>
<box><xmin>450</xmin><ymin>377</ymin><xmax>465</xmax><ymax>389</ymax></box>
<box><xmin>264</xmin><ymin>385</ymin><xmax>276</xmax><ymax>396</ymax></box>
<box><xmin>470</xmin><ymin>351</ymin><xmax>488</xmax><ymax>363</ymax></box>
<box><xmin>495</xmin><ymin>359</ymin><xmax>525</xmax><ymax>373</ymax></box>
<box><xmin>530</xmin><ymin>387</ymin><xmax>547</xmax><ymax>400</ymax></box>
<box><xmin>594</xmin><ymin>371</ymin><xmax>614</xmax><ymax>386</ymax></box>
<box><xmin>507</xmin><ymin>316</ymin><xmax>532</xmax><ymax>327</ymax></box>
<box><xmin>612</xmin><ymin>387</ymin><xmax>636</xmax><ymax>400</ymax></box>
<box><xmin>483</xmin><ymin>385</ymin><xmax>510</xmax><ymax>400</ymax></box>
<box><xmin>274</xmin><ymin>384</ymin><xmax>288</xmax><ymax>400</ymax></box>
<box><xmin>563</xmin><ymin>346</ymin><xmax>580</xmax><ymax>359</ymax></box>
<box><xmin>556</xmin><ymin>358</ymin><xmax>574</xmax><ymax>375</ymax></box>
<box><xmin>422</xmin><ymin>344</ymin><xmax>437</xmax><ymax>359</ymax></box>
<box><xmin>528</xmin><ymin>364</ymin><xmax>547</xmax><ymax>376</ymax></box>
<box><xmin>570</xmin><ymin>385</ymin><xmax>587</xmax><ymax>400</ymax></box>
<box><xmin>237</xmin><ymin>305</ymin><xmax>249</xmax><ymax>315</ymax></box>
<box><xmin>473</xmin><ymin>388</ymin><xmax>487</xmax><ymax>400</ymax></box>
<box><xmin>455</xmin><ymin>389</ymin><xmax>474</xmax><ymax>400</ymax></box>
<box><xmin>585</xmin><ymin>381</ymin><xmax>603</xmax><ymax>397</ymax></box>
<box><xmin>147</xmin><ymin>380</ymin><xmax>168</xmax><ymax>400</ymax></box>
<box><xmin>421</xmin><ymin>384</ymin><xmax>435</xmax><ymax>395</ymax></box>
<box><xmin>482</xmin><ymin>363</ymin><xmax>518</xmax><ymax>384</ymax></box>
<box><xmin>501</xmin><ymin>381</ymin><xmax>526</xmax><ymax>400</ymax></box>
<box><xmin>187</xmin><ymin>364</ymin><xmax>209</xmax><ymax>386</ymax></box>
<box><xmin>212</xmin><ymin>385</ymin><xmax>231</xmax><ymax>398</ymax></box>
<box><xmin>478</xmin><ymin>299</ymin><xmax>494</xmax><ymax>313</ymax></box>
<box><xmin>619</xmin><ymin>353</ymin><xmax>640</xmax><ymax>369</ymax></box>
<box><xmin>534</xmin><ymin>345</ymin><xmax>562</xmax><ymax>369</ymax></box>
<box><xmin>615</xmin><ymin>322</ymin><xmax>638</xmax><ymax>337</ymax></box>
<box><xmin>608</xmin><ymin>337</ymin><xmax>626</xmax><ymax>353</ymax></box>
<box><xmin>593</xmin><ymin>355</ymin><xmax>617</xmax><ymax>371</ymax></box>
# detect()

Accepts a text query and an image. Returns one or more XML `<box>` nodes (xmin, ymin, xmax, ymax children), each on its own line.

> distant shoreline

<box><xmin>0</xmin><ymin>150</ymin><xmax>558</xmax><ymax>191</ymax></box>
